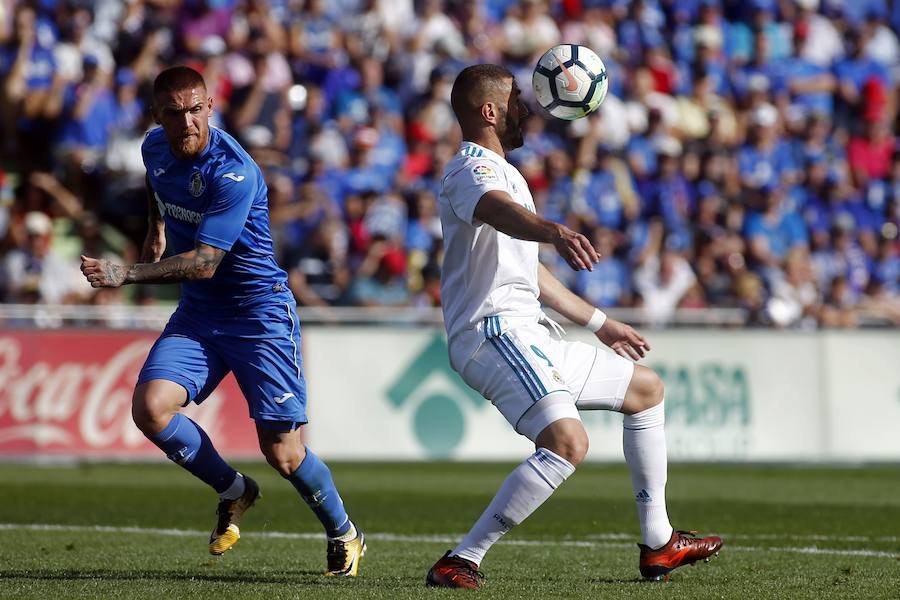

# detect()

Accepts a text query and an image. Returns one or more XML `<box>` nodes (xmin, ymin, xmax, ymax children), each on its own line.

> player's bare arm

<box><xmin>81</xmin><ymin>242</ymin><xmax>225</xmax><ymax>288</ymax></box>
<box><xmin>140</xmin><ymin>173</ymin><xmax>166</xmax><ymax>264</ymax></box>
<box><xmin>473</xmin><ymin>190</ymin><xmax>600</xmax><ymax>271</ymax></box>
<box><xmin>537</xmin><ymin>263</ymin><xmax>650</xmax><ymax>361</ymax></box>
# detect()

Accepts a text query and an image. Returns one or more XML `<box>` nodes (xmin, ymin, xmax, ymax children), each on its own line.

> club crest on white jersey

<box><xmin>472</xmin><ymin>164</ymin><xmax>499</xmax><ymax>183</ymax></box>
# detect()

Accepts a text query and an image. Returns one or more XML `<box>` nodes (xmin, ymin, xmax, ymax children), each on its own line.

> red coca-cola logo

<box><xmin>0</xmin><ymin>332</ymin><xmax>251</xmax><ymax>456</ymax></box>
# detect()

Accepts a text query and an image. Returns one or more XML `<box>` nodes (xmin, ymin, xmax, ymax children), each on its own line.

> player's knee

<box><xmin>623</xmin><ymin>366</ymin><xmax>664</xmax><ymax>414</ymax></box>
<box><xmin>536</xmin><ymin>420</ymin><xmax>589</xmax><ymax>466</ymax></box>
<box><xmin>645</xmin><ymin>369</ymin><xmax>665</xmax><ymax>405</ymax></box>
<box><xmin>555</xmin><ymin>430</ymin><xmax>589</xmax><ymax>466</ymax></box>
<box><xmin>260</xmin><ymin>442</ymin><xmax>304</xmax><ymax>477</ymax></box>
<box><xmin>132</xmin><ymin>385</ymin><xmax>180</xmax><ymax>436</ymax></box>
<box><xmin>264</xmin><ymin>454</ymin><xmax>296</xmax><ymax>477</ymax></box>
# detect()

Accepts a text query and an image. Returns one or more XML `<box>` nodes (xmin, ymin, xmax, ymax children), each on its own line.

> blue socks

<box><xmin>286</xmin><ymin>448</ymin><xmax>351</xmax><ymax>538</ymax></box>
<box><xmin>151</xmin><ymin>413</ymin><xmax>237</xmax><ymax>494</ymax></box>
<box><xmin>152</xmin><ymin>415</ymin><xmax>348</xmax><ymax>537</ymax></box>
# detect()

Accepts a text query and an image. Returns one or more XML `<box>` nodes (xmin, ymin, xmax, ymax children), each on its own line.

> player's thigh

<box><xmin>559</xmin><ymin>339</ymin><xmax>635</xmax><ymax>412</ymax></box>
<box><xmin>461</xmin><ymin>325</ymin><xmax>579</xmax><ymax>442</ymax></box>
<box><xmin>217</xmin><ymin>301</ymin><xmax>308</xmax><ymax>426</ymax></box>
<box><xmin>138</xmin><ymin>324</ymin><xmax>230</xmax><ymax>408</ymax></box>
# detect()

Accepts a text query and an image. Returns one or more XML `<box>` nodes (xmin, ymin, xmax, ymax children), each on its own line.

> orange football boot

<box><xmin>426</xmin><ymin>551</ymin><xmax>485</xmax><ymax>589</ymax></box>
<box><xmin>638</xmin><ymin>530</ymin><xmax>723</xmax><ymax>581</ymax></box>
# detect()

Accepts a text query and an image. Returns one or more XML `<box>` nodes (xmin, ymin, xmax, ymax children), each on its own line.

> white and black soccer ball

<box><xmin>532</xmin><ymin>44</ymin><xmax>609</xmax><ymax>120</ymax></box>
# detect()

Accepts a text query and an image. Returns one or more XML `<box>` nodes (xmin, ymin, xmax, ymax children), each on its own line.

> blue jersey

<box><xmin>142</xmin><ymin>127</ymin><xmax>287</xmax><ymax>310</ymax></box>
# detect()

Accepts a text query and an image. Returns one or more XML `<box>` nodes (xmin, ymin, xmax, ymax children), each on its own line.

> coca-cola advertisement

<box><xmin>0</xmin><ymin>331</ymin><xmax>259</xmax><ymax>458</ymax></box>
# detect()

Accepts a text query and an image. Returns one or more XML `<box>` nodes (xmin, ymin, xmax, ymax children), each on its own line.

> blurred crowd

<box><xmin>1</xmin><ymin>0</ymin><xmax>899</xmax><ymax>328</ymax></box>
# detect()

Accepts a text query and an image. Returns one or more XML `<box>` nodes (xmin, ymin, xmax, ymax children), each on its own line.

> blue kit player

<box><xmin>80</xmin><ymin>66</ymin><xmax>365</xmax><ymax>576</ymax></box>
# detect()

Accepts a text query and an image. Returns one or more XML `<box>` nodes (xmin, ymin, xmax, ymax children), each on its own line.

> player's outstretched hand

<box><xmin>594</xmin><ymin>318</ymin><xmax>651</xmax><ymax>361</ymax></box>
<box><xmin>552</xmin><ymin>224</ymin><xmax>600</xmax><ymax>271</ymax></box>
<box><xmin>80</xmin><ymin>255</ymin><xmax>127</xmax><ymax>288</ymax></box>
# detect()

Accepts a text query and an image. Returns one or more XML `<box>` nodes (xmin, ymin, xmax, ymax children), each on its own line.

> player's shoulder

<box><xmin>141</xmin><ymin>127</ymin><xmax>168</xmax><ymax>156</ymax></box>
<box><xmin>207</xmin><ymin>128</ymin><xmax>259</xmax><ymax>185</ymax></box>
<box><xmin>442</xmin><ymin>143</ymin><xmax>507</xmax><ymax>187</ymax></box>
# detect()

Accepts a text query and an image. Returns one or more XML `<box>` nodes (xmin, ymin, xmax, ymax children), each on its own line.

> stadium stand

<box><xmin>0</xmin><ymin>0</ymin><xmax>898</xmax><ymax>328</ymax></box>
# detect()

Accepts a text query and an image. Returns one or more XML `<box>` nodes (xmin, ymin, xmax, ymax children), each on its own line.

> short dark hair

<box><xmin>450</xmin><ymin>64</ymin><xmax>514</xmax><ymax>122</ymax></box>
<box><xmin>153</xmin><ymin>65</ymin><xmax>207</xmax><ymax>98</ymax></box>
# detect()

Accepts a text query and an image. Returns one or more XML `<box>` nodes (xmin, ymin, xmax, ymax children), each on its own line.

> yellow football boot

<box><xmin>208</xmin><ymin>476</ymin><xmax>261</xmax><ymax>555</ymax></box>
<box><xmin>324</xmin><ymin>526</ymin><xmax>366</xmax><ymax>576</ymax></box>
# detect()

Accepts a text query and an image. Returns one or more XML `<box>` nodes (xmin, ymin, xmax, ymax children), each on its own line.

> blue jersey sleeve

<box><xmin>195</xmin><ymin>168</ymin><xmax>257</xmax><ymax>251</ymax></box>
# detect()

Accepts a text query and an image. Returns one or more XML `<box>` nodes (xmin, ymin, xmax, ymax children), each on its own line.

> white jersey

<box><xmin>438</xmin><ymin>141</ymin><xmax>543</xmax><ymax>371</ymax></box>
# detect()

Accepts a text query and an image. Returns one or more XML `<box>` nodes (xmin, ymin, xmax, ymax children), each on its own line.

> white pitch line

<box><xmin>0</xmin><ymin>523</ymin><xmax>897</xmax><ymax>559</ymax></box>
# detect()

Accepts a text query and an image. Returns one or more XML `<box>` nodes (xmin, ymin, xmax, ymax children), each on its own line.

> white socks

<box><xmin>330</xmin><ymin>521</ymin><xmax>358</xmax><ymax>542</ymax></box>
<box><xmin>219</xmin><ymin>472</ymin><xmax>246</xmax><ymax>500</ymax></box>
<box><xmin>623</xmin><ymin>401</ymin><xmax>673</xmax><ymax>549</ymax></box>
<box><xmin>450</xmin><ymin>401</ymin><xmax>673</xmax><ymax>564</ymax></box>
<box><xmin>452</xmin><ymin>448</ymin><xmax>575</xmax><ymax>565</ymax></box>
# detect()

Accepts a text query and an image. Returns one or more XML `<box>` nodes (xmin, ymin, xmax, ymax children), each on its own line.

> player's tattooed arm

<box><xmin>140</xmin><ymin>173</ymin><xmax>166</xmax><ymax>263</ymax></box>
<box><xmin>81</xmin><ymin>243</ymin><xmax>225</xmax><ymax>288</ymax></box>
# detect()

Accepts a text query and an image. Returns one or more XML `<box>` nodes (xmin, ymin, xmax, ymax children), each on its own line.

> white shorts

<box><xmin>456</xmin><ymin>318</ymin><xmax>634</xmax><ymax>441</ymax></box>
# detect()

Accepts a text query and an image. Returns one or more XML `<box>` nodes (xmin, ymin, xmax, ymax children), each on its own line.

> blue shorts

<box><xmin>138</xmin><ymin>295</ymin><xmax>308</xmax><ymax>425</ymax></box>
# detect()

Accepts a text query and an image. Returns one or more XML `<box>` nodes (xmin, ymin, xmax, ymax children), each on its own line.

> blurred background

<box><xmin>0</xmin><ymin>0</ymin><xmax>898</xmax><ymax>463</ymax></box>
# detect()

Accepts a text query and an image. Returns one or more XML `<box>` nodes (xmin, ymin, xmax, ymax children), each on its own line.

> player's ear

<box><xmin>481</xmin><ymin>102</ymin><xmax>497</xmax><ymax>125</ymax></box>
<box><xmin>206</xmin><ymin>95</ymin><xmax>214</xmax><ymax>116</ymax></box>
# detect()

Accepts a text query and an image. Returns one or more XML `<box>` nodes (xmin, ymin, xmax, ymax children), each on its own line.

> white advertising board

<box><xmin>821</xmin><ymin>331</ymin><xmax>900</xmax><ymax>461</ymax></box>
<box><xmin>302</xmin><ymin>327</ymin><xmax>899</xmax><ymax>462</ymax></box>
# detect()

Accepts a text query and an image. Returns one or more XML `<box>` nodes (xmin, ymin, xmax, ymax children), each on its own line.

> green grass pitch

<box><xmin>1</xmin><ymin>462</ymin><xmax>898</xmax><ymax>599</ymax></box>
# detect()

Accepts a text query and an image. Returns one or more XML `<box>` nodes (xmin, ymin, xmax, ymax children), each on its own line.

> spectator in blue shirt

<box><xmin>1</xmin><ymin>4</ymin><xmax>61</xmax><ymax>166</ymax></box>
<box><xmin>575</xmin><ymin>227</ymin><xmax>632</xmax><ymax>308</ymax></box>
<box><xmin>834</xmin><ymin>28</ymin><xmax>893</xmax><ymax>111</ymax></box>
<box><xmin>333</xmin><ymin>58</ymin><xmax>403</xmax><ymax>131</ymax></box>
<box><xmin>58</xmin><ymin>55</ymin><xmax>118</xmax><ymax>152</ymax></box>
<box><xmin>289</xmin><ymin>0</ymin><xmax>344</xmax><ymax>85</ymax></box>
<box><xmin>873</xmin><ymin>234</ymin><xmax>899</xmax><ymax>294</ymax></box>
<box><xmin>733</xmin><ymin>30</ymin><xmax>788</xmax><ymax>100</ymax></box>
<box><xmin>578</xmin><ymin>146</ymin><xmax>625</xmax><ymax>229</ymax></box>
<box><xmin>738</xmin><ymin>104</ymin><xmax>798</xmax><ymax>191</ymax></box>
<box><xmin>405</xmin><ymin>190</ymin><xmax>441</xmax><ymax>255</ymax></box>
<box><xmin>745</xmin><ymin>185</ymin><xmax>809</xmax><ymax>282</ymax></box>
<box><xmin>651</xmin><ymin>139</ymin><xmax>693</xmax><ymax>235</ymax></box>
<box><xmin>538</xmin><ymin>150</ymin><xmax>575</xmax><ymax>226</ymax></box>
<box><xmin>783</xmin><ymin>28</ymin><xmax>836</xmax><ymax>117</ymax></box>
<box><xmin>348</xmin><ymin>239</ymin><xmax>410</xmax><ymax>306</ymax></box>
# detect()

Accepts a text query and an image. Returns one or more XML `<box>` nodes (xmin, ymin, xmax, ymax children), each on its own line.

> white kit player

<box><xmin>425</xmin><ymin>64</ymin><xmax>723</xmax><ymax>589</ymax></box>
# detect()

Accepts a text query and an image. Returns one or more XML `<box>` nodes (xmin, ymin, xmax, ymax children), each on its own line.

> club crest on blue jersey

<box><xmin>189</xmin><ymin>171</ymin><xmax>206</xmax><ymax>197</ymax></box>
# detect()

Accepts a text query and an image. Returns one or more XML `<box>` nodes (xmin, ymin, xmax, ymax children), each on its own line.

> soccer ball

<box><xmin>532</xmin><ymin>44</ymin><xmax>609</xmax><ymax>120</ymax></box>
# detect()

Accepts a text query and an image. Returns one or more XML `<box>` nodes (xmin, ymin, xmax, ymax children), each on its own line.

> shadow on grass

<box><xmin>0</xmin><ymin>569</ymin><xmax>410</xmax><ymax>587</ymax></box>
<box><xmin>589</xmin><ymin>576</ymin><xmax>667</xmax><ymax>585</ymax></box>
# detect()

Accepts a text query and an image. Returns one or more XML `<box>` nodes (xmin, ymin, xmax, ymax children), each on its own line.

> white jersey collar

<box><xmin>459</xmin><ymin>141</ymin><xmax>506</xmax><ymax>163</ymax></box>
